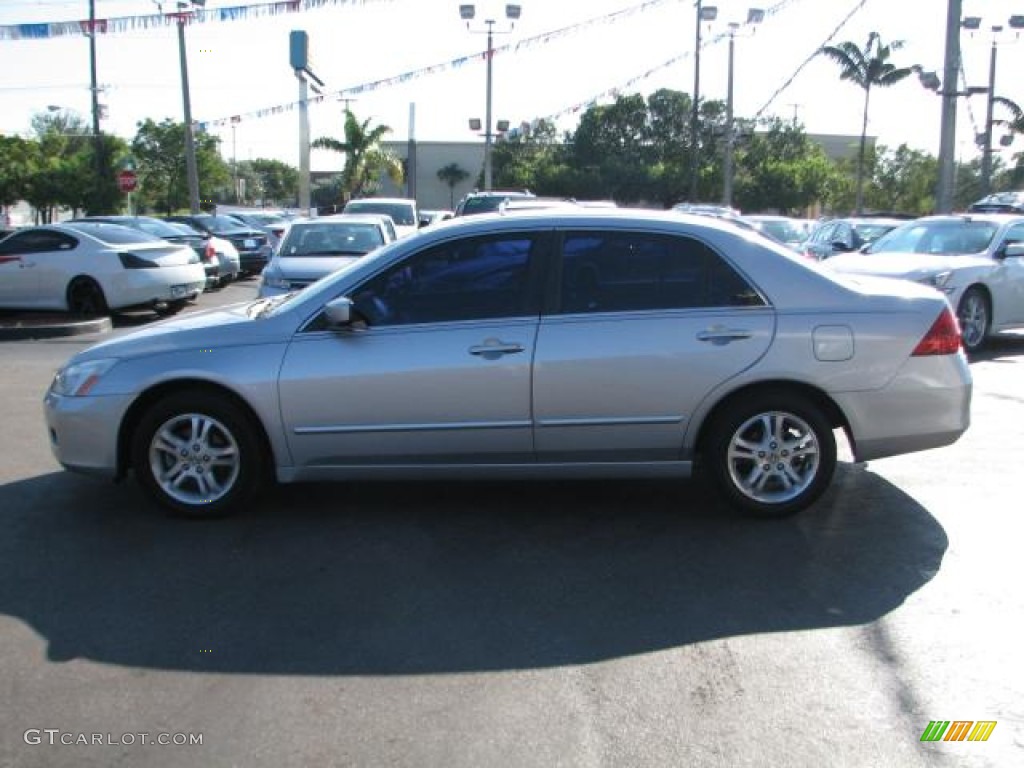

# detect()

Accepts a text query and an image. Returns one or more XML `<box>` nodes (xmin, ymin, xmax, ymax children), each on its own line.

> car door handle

<box><xmin>696</xmin><ymin>328</ymin><xmax>754</xmax><ymax>343</ymax></box>
<box><xmin>469</xmin><ymin>340</ymin><xmax>525</xmax><ymax>357</ymax></box>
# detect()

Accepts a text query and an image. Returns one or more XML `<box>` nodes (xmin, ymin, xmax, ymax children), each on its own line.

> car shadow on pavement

<box><xmin>0</xmin><ymin>464</ymin><xmax>946</xmax><ymax>676</ymax></box>
<box><xmin>969</xmin><ymin>334</ymin><xmax>1024</xmax><ymax>363</ymax></box>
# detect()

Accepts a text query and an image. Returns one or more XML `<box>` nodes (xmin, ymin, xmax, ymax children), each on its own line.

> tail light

<box><xmin>204</xmin><ymin>241</ymin><xmax>217</xmax><ymax>263</ymax></box>
<box><xmin>912</xmin><ymin>307</ymin><xmax>962</xmax><ymax>356</ymax></box>
<box><xmin>118</xmin><ymin>252</ymin><xmax>158</xmax><ymax>269</ymax></box>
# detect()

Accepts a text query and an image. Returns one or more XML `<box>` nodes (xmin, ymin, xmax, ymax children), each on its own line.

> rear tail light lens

<box><xmin>118</xmin><ymin>252</ymin><xmax>158</xmax><ymax>269</ymax></box>
<box><xmin>912</xmin><ymin>307</ymin><xmax>962</xmax><ymax>356</ymax></box>
<box><xmin>204</xmin><ymin>241</ymin><xmax>217</xmax><ymax>263</ymax></box>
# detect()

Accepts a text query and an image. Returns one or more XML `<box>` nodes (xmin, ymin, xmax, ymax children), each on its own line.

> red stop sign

<box><xmin>117</xmin><ymin>169</ymin><xmax>138</xmax><ymax>192</ymax></box>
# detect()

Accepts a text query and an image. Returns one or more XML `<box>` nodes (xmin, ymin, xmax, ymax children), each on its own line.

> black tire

<box><xmin>705</xmin><ymin>390</ymin><xmax>836</xmax><ymax>518</ymax></box>
<box><xmin>66</xmin><ymin>277</ymin><xmax>108</xmax><ymax>317</ymax></box>
<box><xmin>956</xmin><ymin>287</ymin><xmax>990</xmax><ymax>353</ymax></box>
<box><xmin>131</xmin><ymin>390</ymin><xmax>264</xmax><ymax>518</ymax></box>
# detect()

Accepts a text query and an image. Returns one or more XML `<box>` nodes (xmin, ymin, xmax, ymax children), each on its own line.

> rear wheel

<box><xmin>66</xmin><ymin>277</ymin><xmax>108</xmax><ymax>317</ymax></box>
<box><xmin>956</xmin><ymin>287</ymin><xmax>989</xmax><ymax>353</ymax></box>
<box><xmin>705</xmin><ymin>391</ymin><xmax>836</xmax><ymax>518</ymax></box>
<box><xmin>131</xmin><ymin>391</ymin><xmax>263</xmax><ymax>518</ymax></box>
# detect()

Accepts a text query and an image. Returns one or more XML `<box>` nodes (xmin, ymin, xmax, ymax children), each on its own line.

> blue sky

<box><xmin>1</xmin><ymin>0</ymin><xmax>1022</xmax><ymax>171</ymax></box>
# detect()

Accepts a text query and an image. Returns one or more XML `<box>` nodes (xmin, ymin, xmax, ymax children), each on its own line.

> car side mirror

<box><xmin>323</xmin><ymin>296</ymin><xmax>354</xmax><ymax>328</ymax></box>
<box><xmin>831</xmin><ymin>240</ymin><xmax>853</xmax><ymax>253</ymax></box>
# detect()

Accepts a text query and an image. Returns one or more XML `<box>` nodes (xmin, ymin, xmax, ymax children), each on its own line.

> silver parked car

<box><xmin>44</xmin><ymin>209</ymin><xmax>972</xmax><ymax>519</ymax></box>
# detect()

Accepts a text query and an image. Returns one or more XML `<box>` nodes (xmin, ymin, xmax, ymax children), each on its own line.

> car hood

<box><xmin>271</xmin><ymin>255</ymin><xmax>360</xmax><ymax>278</ymax></box>
<box><xmin>73</xmin><ymin>301</ymin><xmax>289</xmax><ymax>362</ymax></box>
<box><xmin>825</xmin><ymin>251</ymin><xmax>988</xmax><ymax>279</ymax></box>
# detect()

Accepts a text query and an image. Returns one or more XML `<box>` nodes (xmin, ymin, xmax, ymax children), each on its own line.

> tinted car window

<box><xmin>0</xmin><ymin>229</ymin><xmax>77</xmax><ymax>253</ymax></box>
<box><xmin>280</xmin><ymin>223</ymin><xmax>384</xmax><ymax>256</ymax></box>
<box><xmin>343</xmin><ymin>202</ymin><xmax>416</xmax><ymax>227</ymax></box>
<box><xmin>558</xmin><ymin>231</ymin><xmax>764</xmax><ymax>314</ymax></box>
<box><xmin>352</xmin><ymin>234</ymin><xmax>536</xmax><ymax>326</ymax></box>
<box><xmin>64</xmin><ymin>221</ymin><xmax>162</xmax><ymax>244</ymax></box>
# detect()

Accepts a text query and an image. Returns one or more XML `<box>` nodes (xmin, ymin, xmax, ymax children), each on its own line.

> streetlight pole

<box><xmin>722</xmin><ymin>23</ymin><xmax>737</xmax><ymax>207</ymax></box>
<box><xmin>460</xmin><ymin>4</ymin><xmax>521</xmax><ymax>192</ymax></box>
<box><xmin>174</xmin><ymin>2</ymin><xmax>202</xmax><ymax>214</ymax></box>
<box><xmin>980</xmin><ymin>28</ymin><xmax>1000</xmax><ymax>197</ymax></box>
<box><xmin>688</xmin><ymin>0</ymin><xmax>705</xmax><ymax>202</ymax></box>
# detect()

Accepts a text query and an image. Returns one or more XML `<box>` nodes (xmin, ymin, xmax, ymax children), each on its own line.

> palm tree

<box><xmin>312</xmin><ymin>110</ymin><xmax>403</xmax><ymax>205</ymax></box>
<box><xmin>818</xmin><ymin>33</ymin><xmax>916</xmax><ymax>214</ymax></box>
<box><xmin>993</xmin><ymin>96</ymin><xmax>1024</xmax><ymax>137</ymax></box>
<box><xmin>437</xmin><ymin>162</ymin><xmax>469</xmax><ymax>208</ymax></box>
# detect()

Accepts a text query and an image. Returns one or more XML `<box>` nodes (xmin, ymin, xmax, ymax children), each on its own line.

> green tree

<box><xmin>436</xmin><ymin>162</ymin><xmax>469</xmax><ymax>208</ymax></box>
<box><xmin>234</xmin><ymin>158</ymin><xmax>299</xmax><ymax>206</ymax></box>
<box><xmin>866</xmin><ymin>144</ymin><xmax>938</xmax><ymax>214</ymax></box>
<box><xmin>0</xmin><ymin>135</ymin><xmax>38</xmax><ymax>210</ymax></box>
<box><xmin>734</xmin><ymin>117</ymin><xmax>836</xmax><ymax>214</ymax></box>
<box><xmin>131</xmin><ymin>118</ymin><xmax>230</xmax><ymax>214</ymax></box>
<box><xmin>818</xmin><ymin>32</ymin><xmax>917</xmax><ymax>214</ymax></box>
<box><xmin>312</xmin><ymin>110</ymin><xmax>403</xmax><ymax>204</ymax></box>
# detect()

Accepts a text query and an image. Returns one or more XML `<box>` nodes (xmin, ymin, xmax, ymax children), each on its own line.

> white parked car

<box><xmin>824</xmin><ymin>214</ymin><xmax>1024</xmax><ymax>352</ymax></box>
<box><xmin>258</xmin><ymin>214</ymin><xmax>395</xmax><ymax>297</ymax></box>
<box><xmin>0</xmin><ymin>221</ymin><xmax>206</xmax><ymax>316</ymax></box>
<box><xmin>341</xmin><ymin>197</ymin><xmax>419</xmax><ymax>238</ymax></box>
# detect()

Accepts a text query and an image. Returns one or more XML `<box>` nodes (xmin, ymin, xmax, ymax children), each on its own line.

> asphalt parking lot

<box><xmin>1</xmin><ymin>281</ymin><xmax>1022</xmax><ymax>767</ymax></box>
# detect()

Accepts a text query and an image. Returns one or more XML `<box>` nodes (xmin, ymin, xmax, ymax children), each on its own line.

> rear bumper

<box><xmin>833</xmin><ymin>353</ymin><xmax>972</xmax><ymax>462</ymax></box>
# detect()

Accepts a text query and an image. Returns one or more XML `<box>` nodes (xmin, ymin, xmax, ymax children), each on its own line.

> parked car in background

<box><xmin>164</xmin><ymin>214</ymin><xmax>272</xmax><ymax>276</ymax></box>
<box><xmin>0</xmin><ymin>221</ymin><xmax>205</xmax><ymax>315</ymax></box>
<box><xmin>742</xmin><ymin>215</ymin><xmax>809</xmax><ymax>252</ymax></box>
<box><xmin>222</xmin><ymin>210</ymin><xmax>290</xmax><ymax>250</ymax></box>
<box><xmin>823</xmin><ymin>213</ymin><xmax>1024</xmax><ymax>352</ymax></box>
<box><xmin>162</xmin><ymin>221</ymin><xmax>240</xmax><ymax>287</ymax></box>
<box><xmin>802</xmin><ymin>216</ymin><xmax>907</xmax><ymax>261</ymax></box>
<box><xmin>257</xmin><ymin>214</ymin><xmax>395</xmax><ymax>297</ymax></box>
<box><xmin>341</xmin><ymin>198</ymin><xmax>419</xmax><ymax>238</ymax></box>
<box><xmin>44</xmin><ymin>209</ymin><xmax>970</xmax><ymax>520</ymax></box>
<box><xmin>453</xmin><ymin>190</ymin><xmax>535</xmax><ymax>217</ymax></box>
<box><xmin>72</xmin><ymin>215</ymin><xmax>236</xmax><ymax>290</ymax></box>
<box><xmin>419</xmin><ymin>209</ymin><xmax>454</xmax><ymax>227</ymax></box>
<box><xmin>968</xmin><ymin>190</ymin><xmax>1024</xmax><ymax>214</ymax></box>
<box><xmin>671</xmin><ymin>202</ymin><xmax>741</xmax><ymax>219</ymax></box>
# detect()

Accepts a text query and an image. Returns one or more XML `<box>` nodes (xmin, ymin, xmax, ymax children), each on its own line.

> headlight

<box><xmin>50</xmin><ymin>358</ymin><xmax>118</xmax><ymax>397</ymax></box>
<box><xmin>919</xmin><ymin>270</ymin><xmax>954</xmax><ymax>293</ymax></box>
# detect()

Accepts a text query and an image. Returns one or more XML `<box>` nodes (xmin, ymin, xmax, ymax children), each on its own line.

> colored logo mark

<box><xmin>920</xmin><ymin>721</ymin><xmax>997</xmax><ymax>742</ymax></box>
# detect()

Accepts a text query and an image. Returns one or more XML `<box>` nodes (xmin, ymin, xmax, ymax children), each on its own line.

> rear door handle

<box><xmin>469</xmin><ymin>340</ymin><xmax>525</xmax><ymax>358</ymax></box>
<box><xmin>697</xmin><ymin>328</ymin><xmax>753</xmax><ymax>343</ymax></box>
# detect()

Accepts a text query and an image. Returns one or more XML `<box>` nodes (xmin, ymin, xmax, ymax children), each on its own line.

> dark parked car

<box><xmin>222</xmin><ymin>210</ymin><xmax>289</xmax><ymax>250</ymax></box>
<box><xmin>164</xmin><ymin>214</ymin><xmax>272</xmax><ymax>276</ymax></box>
<box><xmin>968</xmin><ymin>191</ymin><xmax>1024</xmax><ymax>214</ymax></box>
<box><xmin>802</xmin><ymin>217</ymin><xmax>907</xmax><ymax>260</ymax></box>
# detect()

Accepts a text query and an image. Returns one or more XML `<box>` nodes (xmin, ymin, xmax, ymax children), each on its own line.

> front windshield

<box><xmin>279</xmin><ymin>222</ymin><xmax>384</xmax><ymax>256</ymax></box>
<box><xmin>866</xmin><ymin>219</ymin><xmax>997</xmax><ymax>255</ymax></box>
<box><xmin>756</xmin><ymin>219</ymin><xmax>804</xmax><ymax>243</ymax></box>
<box><xmin>201</xmin><ymin>215</ymin><xmax>253</xmax><ymax>234</ymax></box>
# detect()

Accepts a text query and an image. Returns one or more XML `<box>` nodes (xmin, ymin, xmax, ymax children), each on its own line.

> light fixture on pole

<box><xmin>721</xmin><ymin>8</ymin><xmax>764</xmax><ymax>208</ymax></box>
<box><xmin>459</xmin><ymin>4</ymin><xmax>521</xmax><ymax>191</ymax></box>
<box><xmin>688</xmin><ymin>2</ymin><xmax>718</xmax><ymax>202</ymax></box>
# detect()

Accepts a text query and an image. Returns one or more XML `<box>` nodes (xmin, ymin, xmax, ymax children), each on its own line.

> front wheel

<box><xmin>131</xmin><ymin>391</ymin><xmax>264</xmax><ymax>518</ymax></box>
<box><xmin>705</xmin><ymin>392</ymin><xmax>837</xmax><ymax>518</ymax></box>
<box><xmin>956</xmin><ymin>287</ymin><xmax>990</xmax><ymax>353</ymax></box>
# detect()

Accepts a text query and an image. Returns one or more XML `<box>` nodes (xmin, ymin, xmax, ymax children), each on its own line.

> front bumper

<box><xmin>43</xmin><ymin>389</ymin><xmax>134</xmax><ymax>478</ymax></box>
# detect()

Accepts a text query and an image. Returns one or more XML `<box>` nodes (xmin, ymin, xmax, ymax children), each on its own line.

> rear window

<box><xmin>343</xmin><ymin>201</ymin><xmax>416</xmax><ymax>226</ymax></box>
<box><xmin>63</xmin><ymin>221</ymin><xmax>162</xmax><ymax>244</ymax></box>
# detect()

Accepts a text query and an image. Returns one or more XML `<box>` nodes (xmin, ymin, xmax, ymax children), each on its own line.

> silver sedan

<box><xmin>44</xmin><ymin>210</ymin><xmax>972</xmax><ymax>519</ymax></box>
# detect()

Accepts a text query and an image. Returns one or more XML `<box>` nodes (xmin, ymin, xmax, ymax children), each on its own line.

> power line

<box><xmin>754</xmin><ymin>0</ymin><xmax>870</xmax><ymax>120</ymax></box>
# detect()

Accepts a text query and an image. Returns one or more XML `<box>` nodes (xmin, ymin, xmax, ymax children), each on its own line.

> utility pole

<box><xmin>88</xmin><ymin>0</ymin><xmax>103</xmax><ymax>210</ymax></box>
<box><xmin>176</xmin><ymin>8</ymin><xmax>201</xmax><ymax>214</ymax></box>
<box><xmin>688</xmin><ymin>0</ymin><xmax>704</xmax><ymax>202</ymax></box>
<box><xmin>936</xmin><ymin>0</ymin><xmax>963</xmax><ymax>214</ymax></box>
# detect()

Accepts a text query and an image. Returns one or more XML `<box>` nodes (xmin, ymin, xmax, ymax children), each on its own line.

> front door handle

<box><xmin>469</xmin><ymin>339</ymin><xmax>525</xmax><ymax>358</ymax></box>
<box><xmin>697</xmin><ymin>327</ymin><xmax>753</xmax><ymax>344</ymax></box>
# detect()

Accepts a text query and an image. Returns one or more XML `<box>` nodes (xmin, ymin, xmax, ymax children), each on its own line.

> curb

<box><xmin>0</xmin><ymin>315</ymin><xmax>113</xmax><ymax>341</ymax></box>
